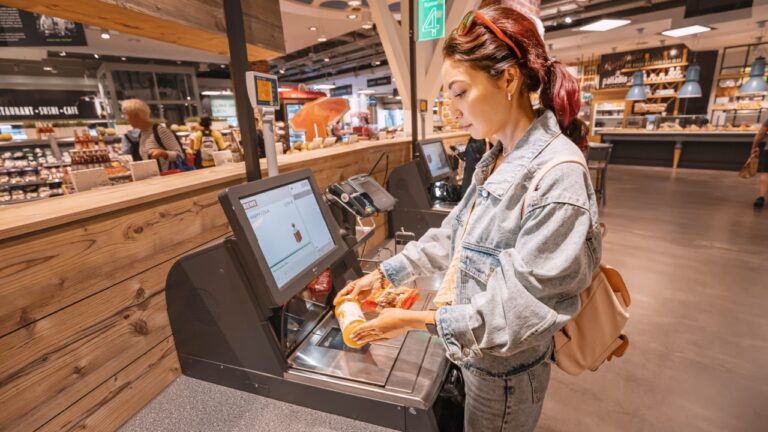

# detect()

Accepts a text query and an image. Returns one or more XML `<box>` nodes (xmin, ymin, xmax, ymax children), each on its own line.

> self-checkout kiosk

<box><xmin>388</xmin><ymin>139</ymin><xmax>463</xmax><ymax>239</ymax></box>
<box><xmin>165</xmin><ymin>168</ymin><xmax>463</xmax><ymax>431</ymax></box>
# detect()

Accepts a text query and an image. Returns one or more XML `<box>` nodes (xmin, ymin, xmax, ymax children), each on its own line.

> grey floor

<box><xmin>121</xmin><ymin>165</ymin><xmax>768</xmax><ymax>432</ymax></box>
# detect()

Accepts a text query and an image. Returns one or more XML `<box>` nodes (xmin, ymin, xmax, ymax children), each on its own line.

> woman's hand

<box><xmin>333</xmin><ymin>270</ymin><xmax>382</xmax><ymax>305</ymax></box>
<box><xmin>149</xmin><ymin>149</ymin><xmax>169</xmax><ymax>160</ymax></box>
<box><xmin>350</xmin><ymin>308</ymin><xmax>422</xmax><ymax>344</ymax></box>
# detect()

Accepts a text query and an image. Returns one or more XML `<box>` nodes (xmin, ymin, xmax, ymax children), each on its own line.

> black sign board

<box><xmin>598</xmin><ymin>44</ymin><xmax>687</xmax><ymax>89</ymax></box>
<box><xmin>0</xmin><ymin>89</ymin><xmax>98</xmax><ymax>120</ymax></box>
<box><xmin>367</xmin><ymin>76</ymin><xmax>392</xmax><ymax>87</ymax></box>
<box><xmin>330</xmin><ymin>84</ymin><xmax>353</xmax><ymax>97</ymax></box>
<box><xmin>0</xmin><ymin>7</ymin><xmax>87</xmax><ymax>47</ymax></box>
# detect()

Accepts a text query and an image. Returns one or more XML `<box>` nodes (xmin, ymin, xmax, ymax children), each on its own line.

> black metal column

<box><xmin>409</xmin><ymin>0</ymin><xmax>418</xmax><ymax>153</ymax></box>
<box><xmin>223</xmin><ymin>0</ymin><xmax>262</xmax><ymax>181</ymax></box>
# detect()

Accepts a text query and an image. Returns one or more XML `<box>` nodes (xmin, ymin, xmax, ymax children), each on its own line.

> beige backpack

<box><xmin>524</xmin><ymin>158</ymin><xmax>630</xmax><ymax>376</ymax></box>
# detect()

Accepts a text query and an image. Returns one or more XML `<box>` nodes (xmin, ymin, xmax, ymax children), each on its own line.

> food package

<box><xmin>361</xmin><ymin>281</ymin><xmax>419</xmax><ymax>312</ymax></box>
<box><xmin>307</xmin><ymin>268</ymin><xmax>332</xmax><ymax>293</ymax></box>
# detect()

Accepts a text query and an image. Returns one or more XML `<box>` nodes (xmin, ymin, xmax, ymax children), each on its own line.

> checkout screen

<box><xmin>240</xmin><ymin>179</ymin><xmax>335</xmax><ymax>290</ymax></box>
<box><xmin>422</xmin><ymin>141</ymin><xmax>451</xmax><ymax>179</ymax></box>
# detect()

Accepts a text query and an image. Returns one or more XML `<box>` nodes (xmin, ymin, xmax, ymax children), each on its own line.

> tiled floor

<box><xmin>121</xmin><ymin>166</ymin><xmax>768</xmax><ymax>432</ymax></box>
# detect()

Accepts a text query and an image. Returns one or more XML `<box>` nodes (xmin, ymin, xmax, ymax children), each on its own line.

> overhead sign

<box><xmin>367</xmin><ymin>76</ymin><xmax>392</xmax><ymax>87</ymax></box>
<box><xmin>0</xmin><ymin>7</ymin><xmax>87</xmax><ymax>47</ymax></box>
<box><xmin>246</xmin><ymin>71</ymin><xmax>280</xmax><ymax>108</ymax></box>
<box><xmin>210</xmin><ymin>95</ymin><xmax>236</xmax><ymax>118</ymax></box>
<box><xmin>0</xmin><ymin>89</ymin><xmax>98</xmax><ymax>120</ymax></box>
<box><xmin>330</xmin><ymin>84</ymin><xmax>353</xmax><ymax>97</ymax></box>
<box><xmin>418</xmin><ymin>0</ymin><xmax>445</xmax><ymax>41</ymax></box>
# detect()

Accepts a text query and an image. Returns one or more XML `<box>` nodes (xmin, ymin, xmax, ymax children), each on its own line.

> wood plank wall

<box><xmin>0</xmin><ymin>136</ymin><xmax>435</xmax><ymax>431</ymax></box>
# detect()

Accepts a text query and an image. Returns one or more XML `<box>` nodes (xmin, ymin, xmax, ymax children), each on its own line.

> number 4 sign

<box><xmin>418</xmin><ymin>0</ymin><xmax>445</xmax><ymax>41</ymax></box>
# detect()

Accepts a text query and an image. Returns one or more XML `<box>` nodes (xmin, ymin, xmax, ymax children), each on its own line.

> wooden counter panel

<box><xmin>0</xmin><ymin>290</ymin><xmax>171</xmax><ymax>431</ymax></box>
<box><xmin>38</xmin><ymin>337</ymin><xmax>180</xmax><ymax>432</ymax></box>
<box><xmin>0</xmin><ymin>186</ymin><xmax>230</xmax><ymax>338</ymax></box>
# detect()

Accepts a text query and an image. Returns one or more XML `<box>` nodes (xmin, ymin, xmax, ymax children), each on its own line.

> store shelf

<box><xmin>621</xmin><ymin>62</ymin><xmax>687</xmax><ymax>72</ymax></box>
<box><xmin>648</xmin><ymin>93</ymin><xmax>677</xmax><ymax>98</ymax></box>
<box><xmin>595</xmin><ymin>116</ymin><xmax>625</xmax><ymax>119</ymax></box>
<box><xmin>625</xmin><ymin>78</ymin><xmax>686</xmax><ymax>86</ymax></box>
<box><xmin>0</xmin><ymin>136</ymin><xmax>120</xmax><ymax>148</ymax></box>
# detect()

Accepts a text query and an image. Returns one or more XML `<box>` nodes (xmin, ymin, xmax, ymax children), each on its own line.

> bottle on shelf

<box><xmin>334</xmin><ymin>297</ymin><xmax>367</xmax><ymax>349</ymax></box>
<box><xmin>73</xmin><ymin>130</ymin><xmax>82</xmax><ymax>150</ymax></box>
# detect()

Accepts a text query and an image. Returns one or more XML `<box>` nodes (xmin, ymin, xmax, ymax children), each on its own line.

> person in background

<box><xmin>751</xmin><ymin>117</ymin><xmax>768</xmax><ymax>208</ymax></box>
<box><xmin>189</xmin><ymin>116</ymin><xmax>228</xmax><ymax>168</ymax></box>
<box><xmin>120</xmin><ymin>99</ymin><xmax>183</xmax><ymax>171</ymax></box>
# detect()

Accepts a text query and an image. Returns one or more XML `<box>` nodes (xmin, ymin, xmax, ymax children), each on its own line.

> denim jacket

<box><xmin>381</xmin><ymin>109</ymin><xmax>602</xmax><ymax>378</ymax></box>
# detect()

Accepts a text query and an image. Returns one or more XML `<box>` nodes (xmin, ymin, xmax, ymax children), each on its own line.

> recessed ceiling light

<box><xmin>324</xmin><ymin>57</ymin><xmax>330</xmax><ymax>62</ymax></box>
<box><xmin>93</xmin><ymin>54</ymin><xmax>99</xmax><ymax>59</ymax></box>
<box><xmin>121</xmin><ymin>57</ymin><xmax>127</xmax><ymax>61</ymax></box>
<box><xmin>279</xmin><ymin>68</ymin><xmax>286</xmax><ymax>74</ymax></box>
<box><xmin>43</xmin><ymin>66</ymin><xmax>53</xmax><ymax>71</ymax></box>
<box><xmin>314</xmin><ymin>84</ymin><xmax>336</xmax><ymax>89</ymax></box>
<box><xmin>201</xmin><ymin>90</ymin><xmax>222</xmax><ymax>96</ymax></box>
<box><xmin>661</xmin><ymin>25</ymin><xmax>712</xmax><ymax>38</ymax></box>
<box><xmin>220</xmin><ymin>64</ymin><xmax>227</xmax><ymax>68</ymax></box>
<box><xmin>59</xmin><ymin>51</ymin><xmax>66</xmax><ymax>56</ymax></box>
<box><xmin>348</xmin><ymin>1</ymin><xmax>362</xmax><ymax>6</ymax></box>
<box><xmin>100</xmin><ymin>30</ymin><xmax>110</xmax><ymax>39</ymax></box>
<box><xmin>278</xmin><ymin>87</ymin><xmax>291</xmax><ymax>92</ymax></box>
<box><xmin>347</xmin><ymin>14</ymin><xmax>358</xmax><ymax>19</ymax></box>
<box><xmin>308</xmin><ymin>26</ymin><xmax>317</xmax><ymax>31</ymax></box>
<box><xmin>358</xmin><ymin>89</ymin><xmax>375</xmax><ymax>94</ymax></box>
<box><xmin>579</xmin><ymin>19</ymin><xmax>631</xmax><ymax>32</ymax></box>
<box><xmin>565</xmin><ymin>16</ymin><xmax>573</xmax><ymax>24</ymax></box>
<box><xmin>318</xmin><ymin>35</ymin><xmax>328</xmax><ymax>42</ymax></box>
<box><xmin>361</xmin><ymin>22</ymin><xmax>374</xmax><ymax>30</ymax></box>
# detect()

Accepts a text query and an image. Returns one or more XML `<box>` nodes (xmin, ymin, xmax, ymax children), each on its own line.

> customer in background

<box><xmin>751</xmin><ymin>117</ymin><xmax>768</xmax><ymax>208</ymax></box>
<box><xmin>120</xmin><ymin>99</ymin><xmax>183</xmax><ymax>171</ymax></box>
<box><xmin>189</xmin><ymin>116</ymin><xmax>228</xmax><ymax>168</ymax></box>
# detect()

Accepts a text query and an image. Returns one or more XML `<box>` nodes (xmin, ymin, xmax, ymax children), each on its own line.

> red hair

<box><xmin>443</xmin><ymin>5</ymin><xmax>587</xmax><ymax>147</ymax></box>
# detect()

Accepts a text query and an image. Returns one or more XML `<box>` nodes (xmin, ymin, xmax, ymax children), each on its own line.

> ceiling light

<box><xmin>371</xmin><ymin>60</ymin><xmax>381</xmax><ymax>66</ymax></box>
<box><xmin>58</xmin><ymin>51</ymin><xmax>66</xmax><ymax>56</ymax></box>
<box><xmin>348</xmin><ymin>1</ymin><xmax>362</xmax><ymax>6</ymax></box>
<box><xmin>43</xmin><ymin>66</ymin><xmax>53</xmax><ymax>71</ymax></box>
<box><xmin>395</xmin><ymin>96</ymin><xmax>401</xmax><ymax>100</ymax></box>
<box><xmin>661</xmin><ymin>25</ymin><xmax>712</xmax><ymax>38</ymax></box>
<box><xmin>314</xmin><ymin>84</ymin><xmax>336</xmax><ymax>90</ymax></box>
<box><xmin>580</xmin><ymin>19</ymin><xmax>631</xmax><ymax>32</ymax></box>
<box><xmin>278</xmin><ymin>87</ymin><xmax>292</xmax><ymax>92</ymax></box>
<box><xmin>201</xmin><ymin>90</ymin><xmax>223</xmax><ymax>96</ymax></box>
<box><xmin>186</xmin><ymin>96</ymin><xmax>191</xmax><ymax>100</ymax></box>
<box><xmin>220</xmin><ymin>64</ymin><xmax>226</xmax><ymax>68</ymax></box>
<box><xmin>100</xmin><ymin>30</ymin><xmax>110</xmax><ymax>39</ymax></box>
<box><xmin>318</xmin><ymin>35</ymin><xmax>328</xmax><ymax>42</ymax></box>
<box><xmin>121</xmin><ymin>57</ymin><xmax>127</xmax><ymax>61</ymax></box>
<box><xmin>347</xmin><ymin>14</ymin><xmax>358</xmax><ymax>19</ymax></box>
<box><xmin>323</xmin><ymin>57</ymin><xmax>330</xmax><ymax>62</ymax></box>
<box><xmin>565</xmin><ymin>16</ymin><xmax>573</xmax><ymax>24</ymax></box>
<box><xmin>50</xmin><ymin>68</ymin><xmax>58</xmax><ymax>74</ymax></box>
<box><xmin>362</xmin><ymin>21</ymin><xmax>374</xmax><ymax>30</ymax></box>
<box><xmin>93</xmin><ymin>54</ymin><xmax>99</xmax><ymax>59</ymax></box>
<box><xmin>358</xmin><ymin>89</ymin><xmax>375</xmax><ymax>94</ymax></box>
<box><xmin>308</xmin><ymin>26</ymin><xmax>317</xmax><ymax>31</ymax></box>
<box><xmin>176</xmin><ymin>61</ymin><xmax>182</xmax><ymax>64</ymax></box>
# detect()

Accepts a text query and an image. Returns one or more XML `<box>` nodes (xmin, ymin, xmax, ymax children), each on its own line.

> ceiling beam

<box><xmin>3</xmin><ymin>0</ymin><xmax>285</xmax><ymax>60</ymax></box>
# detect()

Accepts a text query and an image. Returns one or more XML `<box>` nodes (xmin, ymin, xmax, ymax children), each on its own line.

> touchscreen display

<box><xmin>239</xmin><ymin>179</ymin><xmax>335</xmax><ymax>290</ymax></box>
<box><xmin>421</xmin><ymin>141</ymin><xmax>451</xmax><ymax>179</ymax></box>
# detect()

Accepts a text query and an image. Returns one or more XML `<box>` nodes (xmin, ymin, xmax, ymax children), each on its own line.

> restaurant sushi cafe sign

<box><xmin>0</xmin><ymin>90</ymin><xmax>98</xmax><ymax>120</ymax></box>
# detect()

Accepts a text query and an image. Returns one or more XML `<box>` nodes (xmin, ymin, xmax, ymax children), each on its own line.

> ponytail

<box><xmin>540</xmin><ymin>61</ymin><xmax>587</xmax><ymax>148</ymax></box>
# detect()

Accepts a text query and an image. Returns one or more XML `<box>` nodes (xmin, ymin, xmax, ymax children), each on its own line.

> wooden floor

<box><xmin>539</xmin><ymin>165</ymin><xmax>768</xmax><ymax>432</ymax></box>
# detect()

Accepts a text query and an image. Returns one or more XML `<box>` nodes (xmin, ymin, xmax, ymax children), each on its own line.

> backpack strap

<box><xmin>521</xmin><ymin>158</ymin><xmax>590</xmax><ymax>218</ymax></box>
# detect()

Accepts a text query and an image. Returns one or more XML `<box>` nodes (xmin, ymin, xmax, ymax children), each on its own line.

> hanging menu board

<box><xmin>0</xmin><ymin>7</ymin><xmax>87</xmax><ymax>47</ymax></box>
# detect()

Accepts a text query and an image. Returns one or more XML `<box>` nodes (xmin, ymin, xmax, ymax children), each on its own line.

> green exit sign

<box><xmin>418</xmin><ymin>0</ymin><xmax>445</xmax><ymax>41</ymax></box>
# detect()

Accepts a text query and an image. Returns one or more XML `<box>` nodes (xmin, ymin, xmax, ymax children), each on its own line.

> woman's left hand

<box><xmin>149</xmin><ymin>149</ymin><xmax>168</xmax><ymax>160</ymax></box>
<box><xmin>351</xmin><ymin>308</ymin><xmax>424</xmax><ymax>344</ymax></box>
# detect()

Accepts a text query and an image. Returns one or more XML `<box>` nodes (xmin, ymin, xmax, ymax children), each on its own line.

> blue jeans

<box><xmin>462</xmin><ymin>360</ymin><xmax>551</xmax><ymax>432</ymax></box>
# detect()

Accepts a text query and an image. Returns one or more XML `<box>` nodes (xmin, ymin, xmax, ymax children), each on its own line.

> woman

<box><xmin>189</xmin><ymin>116</ymin><xmax>228</xmax><ymax>168</ymax></box>
<box><xmin>334</xmin><ymin>5</ymin><xmax>601</xmax><ymax>431</ymax></box>
<box><xmin>750</xmin><ymin>117</ymin><xmax>768</xmax><ymax>208</ymax></box>
<box><xmin>120</xmin><ymin>99</ymin><xmax>183</xmax><ymax>171</ymax></box>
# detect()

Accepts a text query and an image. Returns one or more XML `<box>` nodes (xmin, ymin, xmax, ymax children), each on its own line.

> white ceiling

<box><xmin>547</xmin><ymin>0</ymin><xmax>768</xmax><ymax>64</ymax></box>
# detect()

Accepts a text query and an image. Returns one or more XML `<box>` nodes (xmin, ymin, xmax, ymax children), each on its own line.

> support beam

<box><xmin>3</xmin><ymin>0</ymin><xmax>285</xmax><ymax>60</ymax></box>
<box><xmin>370</xmin><ymin>1</ymin><xmax>411</xmax><ymax>109</ymax></box>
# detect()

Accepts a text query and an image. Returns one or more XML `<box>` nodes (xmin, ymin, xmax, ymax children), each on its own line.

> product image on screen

<box><xmin>240</xmin><ymin>179</ymin><xmax>335</xmax><ymax>289</ymax></box>
<box><xmin>421</xmin><ymin>141</ymin><xmax>451</xmax><ymax>179</ymax></box>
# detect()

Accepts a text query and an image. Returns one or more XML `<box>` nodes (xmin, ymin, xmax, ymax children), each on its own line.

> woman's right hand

<box><xmin>333</xmin><ymin>270</ymin><xmax>382</xmax><ymax>305</ymax></box>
